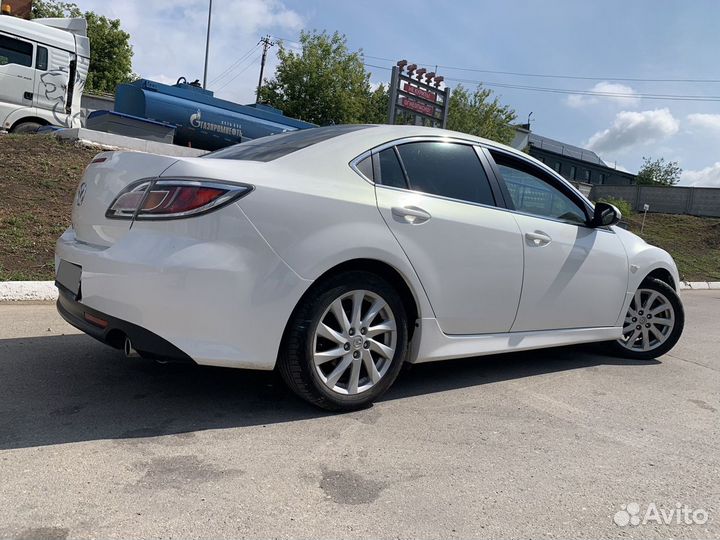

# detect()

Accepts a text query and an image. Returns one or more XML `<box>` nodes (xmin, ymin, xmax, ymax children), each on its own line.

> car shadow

<box><xmin>0</xmin><ymin>334</ymin><xmax>659</xmax><ymax>450</ymax></box>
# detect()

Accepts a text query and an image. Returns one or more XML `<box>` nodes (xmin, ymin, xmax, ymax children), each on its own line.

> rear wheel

<box><xmin>278</xmin><ymin>271</ymin><xmax>408</xmax><ymax>411</ymax></box>
<box><xmin>11</xmin><ymin>121</ymin><xmax>43</xmax><ymax>134</ymax></box>
<box><xmin>608</xmin><ymin>278</ymin><xmax>684</xmax><ymax>360</ymax></box>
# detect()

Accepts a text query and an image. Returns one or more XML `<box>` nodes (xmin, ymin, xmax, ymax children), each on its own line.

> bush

<box><xmin>598</xmin><ymin>197</ymin><xmax>633</xmax><ymax>218</ymax></box>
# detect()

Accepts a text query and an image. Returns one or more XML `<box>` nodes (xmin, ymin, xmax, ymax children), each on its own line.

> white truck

<box><xmin>0</xmin><ymin>14</ymin><xmax>89</xmax><ymax>133</ymax></box>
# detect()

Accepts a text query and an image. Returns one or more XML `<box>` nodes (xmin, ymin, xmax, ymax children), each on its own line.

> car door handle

<box><xmin>24</xmin><ymin>92</ymin><xmax>33</xmax><ymax>100</ymax></box>
<box><xmin>525</xmin><ymin>230</ymin><xmax>552</xmax><ymax>247</ymax></box>
<box><xmin>391</xmin><ymin>206</ymin><xmax>431</xmax><ymax>224</ymax></box>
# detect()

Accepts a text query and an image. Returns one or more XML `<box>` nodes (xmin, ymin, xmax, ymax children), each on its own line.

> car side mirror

<box><xmin>591</xmin><ymin>202</ymin><xmax>622</xmax><ymax>227</ymax></box>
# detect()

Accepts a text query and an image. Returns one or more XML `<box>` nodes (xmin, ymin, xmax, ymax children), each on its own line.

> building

<box><xmin>511</xmin><ymin>125</ymin><xmax>636</xmax><ymax>186</ymax></box>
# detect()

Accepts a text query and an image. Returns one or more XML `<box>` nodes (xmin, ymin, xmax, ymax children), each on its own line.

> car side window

<box><xmin>0</xmin><ymin>35</ymin><xmax>33</xmax><ymax>68</ymax></box>
<box><xmin>377</xmin><ymin>147</ymin><xmax>408</xmax><ymax>189</ymax></box>
<box><xmin>491</xmin><ymin>152</ymin><xmax>587</xmax><ymax>225</ymax></box>
<box><xmin>355</xmin><ymin>155</ymin><xmax>374</xmax><ymax>181</ymax></box>
<box><xmin>395</xmin><ymin>142</ymin><xmax>495</xmax><ymax>206</ymax></box>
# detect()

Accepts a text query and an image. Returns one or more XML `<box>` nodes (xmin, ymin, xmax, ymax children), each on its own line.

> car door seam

<box><xmin>373</xmin><ymin>185</ymin><xmax>438</xmax><ymax>320</ymax></box>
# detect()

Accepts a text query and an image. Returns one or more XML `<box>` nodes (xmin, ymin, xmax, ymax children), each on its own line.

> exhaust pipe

<box><xmin>124</xmin><ymin>337</ymin><xmax>140</xmax><ymax>358</ymax></box>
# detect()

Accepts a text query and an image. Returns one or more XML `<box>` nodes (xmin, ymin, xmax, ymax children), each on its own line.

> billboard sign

<box><xmin>387</xmin><ymin>60</ymin><xmax>450</xmax><ymax>128</ymax></box>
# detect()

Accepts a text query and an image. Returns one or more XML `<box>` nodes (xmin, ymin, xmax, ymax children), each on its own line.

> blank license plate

<box><xmin>56</xmin><ymin>260</ymin><xmax>82</xmax><ymax>298</ymax></box>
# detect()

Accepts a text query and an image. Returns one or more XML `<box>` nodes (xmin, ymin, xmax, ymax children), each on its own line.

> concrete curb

<box><xmin>0</xmin><ymin>281</ymin><xmax>58</xmax><ymax>302</ymax></box>
<box><xmin>681</xmin><ymin>281</ymin><xmax>720</xmax><ymax>290</ymax></box>
<box><xmin>1</xmin><ymin>280</ymin><xmax>719</xmax><ymax>302</ymax></box>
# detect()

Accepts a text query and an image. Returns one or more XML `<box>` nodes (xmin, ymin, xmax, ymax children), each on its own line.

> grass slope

<box><xmin>0</xmin><ymin>133</ymin><xmax>718</xmax><ymax>282</ymax></box>
<box><xmin>625</xmin><ymin>213</ymin><xmax>720</xmax><ymax>282</ymax></box>
<box><xmin>0</xmin><ymin>135</ymin><xmax>98</xmax><ymax>280</ymax></box>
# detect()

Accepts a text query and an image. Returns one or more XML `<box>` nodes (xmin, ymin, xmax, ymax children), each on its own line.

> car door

<box><xmin>486</xmin><ymin>149</ymin><xmax>629</xmax><ymax>332</ymax></box>
<box><xmin>0</xmin><ymin>34</ymin><xmax>36</xmax><ymax>115</ymax></box>
<box><xmin>371</xmin><ymin>139</ymin><xmax>524</xmax><ymax>335</ymax></box>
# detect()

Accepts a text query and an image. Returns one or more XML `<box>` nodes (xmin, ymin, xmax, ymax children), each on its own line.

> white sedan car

<box><xmin>55</xmin><ymin>125</ymin><xmax>684</xmax><ymax>410</ymax></box>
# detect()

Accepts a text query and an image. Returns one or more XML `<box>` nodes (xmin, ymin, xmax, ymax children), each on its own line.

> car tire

<box><xmin>11</xmin><ymin>121</ymin><xmax>43</xmax><ymax>134</ymax></box>
<box><xmin>607</xmin><ymin>278</ymin><xmax>684</xmax><ymax>360</ymax></box>
<box><xmin>278</xmin><ymin>271</ymin><xmax>408</xmax><ymax>411</ymax></box>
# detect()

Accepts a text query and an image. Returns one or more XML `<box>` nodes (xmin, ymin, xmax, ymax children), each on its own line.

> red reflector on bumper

<box><xmin>84</xmin><ymin>312</ymin><xmax>108</xmax><ymax>329</ymax></box>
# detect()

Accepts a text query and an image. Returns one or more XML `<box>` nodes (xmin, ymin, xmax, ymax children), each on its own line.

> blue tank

<box><xmin>114</xmin><ymin>78</ymin><xmax>315</xmax><ymax>151</ymax></box>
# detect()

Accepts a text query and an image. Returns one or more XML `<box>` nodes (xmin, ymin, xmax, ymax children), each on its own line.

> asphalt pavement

<box><xmin>0</xmin><ymin>291</ymin><xmax>718</xmax><ymax>539</ymax></box>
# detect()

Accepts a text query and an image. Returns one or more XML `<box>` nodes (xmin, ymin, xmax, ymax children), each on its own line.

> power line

<box><xmin>269</xmin><ymin>35</ymin><xmax>300</xmax><ymax>44</ymax></box>
<box><xmin>363</xmin><ymin>54</ymin><xmax>720</xmax><ymax>84</ymax></box>
<box><xmin>264</xmin><ymin>37</ymin><xmax>720</xmax><ymax>84</ymax></box>
<box><xmin>258</xmin><ymin>35</ymin><xmax>720</xmax><ymax>101</ymax></box>
<box><xmin>209</xmin><ymin>44</ymin><xmax>260</xmax><ymax>86</ymax></box>
<box><xmin>215</xmin><ymin>53</ymin><xmax>263</xmax><ymax>92</ymax></box>
<box><xmin>363</xmin><ymin>63</ymin><xmax>720</xmax><ymax>102</ymax></box>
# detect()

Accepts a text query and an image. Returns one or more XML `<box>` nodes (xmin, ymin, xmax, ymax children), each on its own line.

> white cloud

<box><xmin>681</xmin><ymin>162</ymin><xmax>720</xmax><ymax>187</ymax></box>
<box><xmin>566</xmin><ymin>82</ymin><xmax>640</xmax><ymax>108</ymax></box>
<box><xmin>78</xmin><ymin>0</ymin><xmax>304</xmax><ymax>103</ymax></box>
<box><xmin>586</xmin><ymin>108</ymin><xmax>679</xmax><ymax>154</ymax></box>
<box><xmin>687</xmin><ymin>113</ymin><xmax>720</xmax><ymax>132</ymax></box>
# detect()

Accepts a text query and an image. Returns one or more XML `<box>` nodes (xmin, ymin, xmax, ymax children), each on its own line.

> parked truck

<box><xmin>0</xmin><ymin>13</ymin><xmax>89</xmax><ymax>133</ymax></box>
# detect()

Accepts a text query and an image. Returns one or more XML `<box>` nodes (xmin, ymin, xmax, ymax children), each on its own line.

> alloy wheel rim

<box><xmin>312</xmin><ymin>290</ymin><xmax>397</xmax><ymax>395</ymax></box>
<box><xmin>618</xmin><ymin>288</ymin><xmax>675</xmax><ymax>352</ymax></box>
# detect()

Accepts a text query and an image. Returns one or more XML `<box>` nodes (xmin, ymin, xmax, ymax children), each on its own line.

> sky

<box><xmin>75</xmin><ymin>0</ymin><xmax>720</xmax><ymax>186</ymax></box>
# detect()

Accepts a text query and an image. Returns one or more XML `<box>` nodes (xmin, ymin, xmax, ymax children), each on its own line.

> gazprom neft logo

<box><xmin>189</xmin><ymin>109</ymin><xmax>242</xmax><ymax>137</ymax></box>
<box><xmin>613</xmin><ymin>502</ymin><xmax>709</xmax><ymax>527</ymax></box>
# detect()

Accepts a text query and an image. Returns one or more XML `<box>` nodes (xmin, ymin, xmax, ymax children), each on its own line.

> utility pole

<box><xmin>202</xmin><ymin>0</ymin><xmax>213</xmax><ymax>89</ymax></box>
<box><xmin>256</xmin><ymin>35</ymin><xmax>275</xmax><ymax>103</ymax></box>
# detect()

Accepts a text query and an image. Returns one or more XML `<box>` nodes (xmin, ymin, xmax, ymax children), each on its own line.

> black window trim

<box><xmin>349</xmin><ymin>135</ymin><xmax>506</xmax><ymax>211</ymax></box>
<box><xmin>483</xmin><ymin>146</ymin><xmax>601</xmax><ymax>229</ymax></box>
<box><xmin>350</xmin><ymin>136</ymin><xmax>611</xmax><ymax>232</ymax></box>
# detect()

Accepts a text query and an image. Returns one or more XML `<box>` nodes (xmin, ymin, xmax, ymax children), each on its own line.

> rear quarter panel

<box><xmin>162</xmin><ymin>155</ymin><xmax>435</xmax><ymax>320</ymax></box>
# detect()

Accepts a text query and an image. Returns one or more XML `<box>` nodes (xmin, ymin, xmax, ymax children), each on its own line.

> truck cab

<box><xmin>0</xmin><ymin>14</ymin><xmax>89</xmax><ymax>133</ymax></box>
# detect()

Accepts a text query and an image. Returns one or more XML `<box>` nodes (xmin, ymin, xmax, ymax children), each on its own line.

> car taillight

<box><xmin>106</xmin><ymin>179</ymin><xmax>253</xmax><ymax>220</ymax></box>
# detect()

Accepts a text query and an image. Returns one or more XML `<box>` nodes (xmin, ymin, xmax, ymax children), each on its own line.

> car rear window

<box><xmin>205</xmin><ymin>125</ymin><xmax>374</xmax><ymax>162</ymax></box>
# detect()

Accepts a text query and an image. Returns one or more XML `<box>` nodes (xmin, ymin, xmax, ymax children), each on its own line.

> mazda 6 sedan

<box><xmin>55</xmin><ymin>124</ymin><xmax>684</xmax><ymax>410</ymax></box>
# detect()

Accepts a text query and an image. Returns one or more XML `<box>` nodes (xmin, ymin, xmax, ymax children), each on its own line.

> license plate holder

<box><xmin>56</xmin><ymin>260</ymin><xmax>82</xmax><ymax>299</ymax></box>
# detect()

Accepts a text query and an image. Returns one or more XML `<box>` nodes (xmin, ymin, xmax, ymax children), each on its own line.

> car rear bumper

<box><xmin>54</xmin><ymin>208</ymin><xmax>312</xmax><ymax>370</ymax></box>
<box><xmin>57</xmin><ymin>289</ymin><xmax>194</xmax><ymax>363</ymax></box>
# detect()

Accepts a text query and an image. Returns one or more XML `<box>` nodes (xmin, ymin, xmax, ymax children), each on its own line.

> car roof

<box><xmin>279</xmin><ymin>124</ymin><xmax>528</xmax><ymax>164</ymax></box>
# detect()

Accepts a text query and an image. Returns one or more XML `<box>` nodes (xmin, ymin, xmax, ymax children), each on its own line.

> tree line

<box><xmin>260</xmin><ymin>31</ymin><xmax>517</xmax><ymax>145</ymax></box>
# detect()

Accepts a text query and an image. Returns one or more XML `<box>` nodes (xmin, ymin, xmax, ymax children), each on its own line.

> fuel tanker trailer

<box><xmin>113</xmin><ymin>77</ymin><xmax>315</xmax><ymax>151</ymax></box>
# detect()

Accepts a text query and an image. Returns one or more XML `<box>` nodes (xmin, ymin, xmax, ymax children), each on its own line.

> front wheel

<box><xmin>11</xmin><ymin>121</ymin><xmax>43</xmax><ymax>134</ymax></box>
<box><xmin>278</xmin><ymin>271</ymin><xmax>408</xmax><ymax>411</ymax></box>
<box><xmin>608</xmin><ymin>278</ymin><xmax>684</xmax><ymax>360</ymax></box>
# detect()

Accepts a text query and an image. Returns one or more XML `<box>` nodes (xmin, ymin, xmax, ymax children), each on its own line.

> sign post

<box><xmin>641</xmin><ymin>203</ymin><xmax>650</xmax><ymax>234</ymax></box>
<box><xmin>387</xmin><ymin>61</ymin><xmax>450</xmax><ymax>128</ymax></box>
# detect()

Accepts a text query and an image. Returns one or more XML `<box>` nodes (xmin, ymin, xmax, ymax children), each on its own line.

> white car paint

<box><xmin>55</xmin><ymin>125</ymin><xmax>680</xmax><ymax>372</ymax></box>
<box><xmin>509</xmin><ymin>213</ymin><xmax>629</xmax><ymax>331</ymax></box>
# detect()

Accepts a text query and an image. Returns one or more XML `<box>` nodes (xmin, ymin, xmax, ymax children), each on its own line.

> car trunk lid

<box><xmin>71</xmin><ymin>151</ymin><xmax>179</xmax><ymax>246</ymax></box>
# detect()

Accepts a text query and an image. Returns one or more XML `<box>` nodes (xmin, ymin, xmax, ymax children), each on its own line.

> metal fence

<box><xmin>590</xmin><ymin>185</ymin><xmax>720</xmax><ymax>218</ymax></box>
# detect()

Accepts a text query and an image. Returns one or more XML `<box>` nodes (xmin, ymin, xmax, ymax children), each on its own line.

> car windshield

<box><xmin>204</xmin><ymin>124</ymin><xmax>374</xmax><ymax>162</ymax></box>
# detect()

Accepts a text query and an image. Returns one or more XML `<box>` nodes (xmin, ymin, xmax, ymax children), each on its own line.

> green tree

<box><xmin>446</xmin><ymin>84</ymin><xmax>516</xmax><ymax>145</ymax></box>
<box><xmin>260</xmin><ymin>31</ymin><xmax>373</xmax><ymax>125</ymax></box>
<box><xmin>366</xmin><ymin>83</ymin><xmax>389</xmax><ymax>123</ymax></box>
<box><xmin>32</xmin><ymin>0</ymin><xmax>81</xmax><ymax>17</ymax></box>
<box><xmin>32</xmin><ymin>0</ymin><xmax>134</xmax><ymax>94</ymax></box>
<box><xmin>636</xmin><ymin>156</ymin><xmax>682</xmax><ymax>186</ymax></box>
